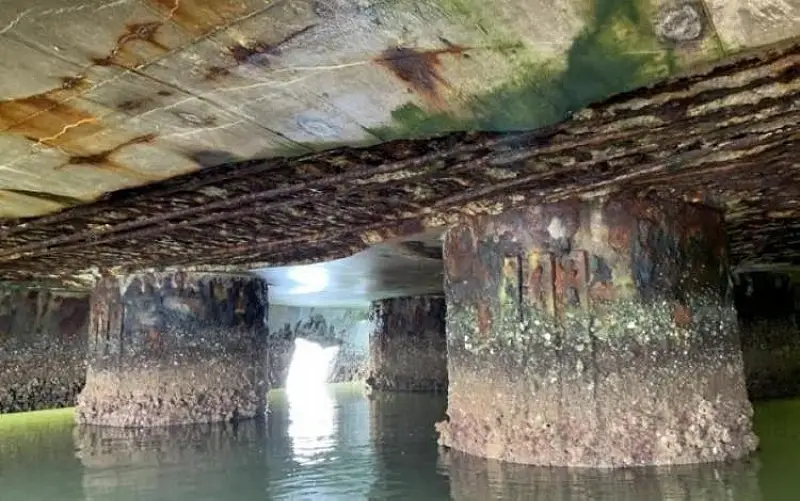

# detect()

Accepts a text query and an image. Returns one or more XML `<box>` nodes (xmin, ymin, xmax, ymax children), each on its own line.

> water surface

<box><xmin>0</xmin><ymin>385</ymin><xmax>798</xmax><ymax>500</ymax></box>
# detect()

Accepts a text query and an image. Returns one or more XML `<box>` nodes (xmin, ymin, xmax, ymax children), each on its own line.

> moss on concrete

<box><xmin>378</xmin><ymin>0</ymin><xmax>671</xmax><ymax>137</ymax></box>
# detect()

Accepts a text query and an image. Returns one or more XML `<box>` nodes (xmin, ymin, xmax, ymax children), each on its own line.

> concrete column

<box><xmin>367</xmin><ymin>296</ymin><xmax>447</xmax><ymax>392</ymax></box>
<box><xmin>436</xmin><ymin>196</ymin><xmax>757</xmax><ymax>467</ymax></box>
<box><xmin>76</xmin><ymin>272</ymin><xmax>268</xmax><ymax>427</ymax></box>
<box><xmin>735</xmin><ymin>271</ymin><xmax>800</xmax><ymax>400</ymax></box>
<box><xmin>0</xmin><ymin>289</ymin><xmax>88</xmax><ymax>413</ymax></box>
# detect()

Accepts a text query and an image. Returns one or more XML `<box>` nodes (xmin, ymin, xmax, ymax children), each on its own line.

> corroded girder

<box><xmin>0</xmin><ymin>43</ymin><xmax>797</xmax><ymax>286</ymax></box>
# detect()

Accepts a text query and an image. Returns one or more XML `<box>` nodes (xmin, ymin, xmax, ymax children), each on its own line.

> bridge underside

<box><xmin>0</xmin><ymin>42</ymin><xmax>798</xmax><ymax>289</ymax></box>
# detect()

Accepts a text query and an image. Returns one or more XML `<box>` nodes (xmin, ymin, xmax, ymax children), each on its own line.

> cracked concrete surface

<box><xmin>0</xmin><ymin>0</ymin><xmax>796</xmax><ymax>220</ymax></box>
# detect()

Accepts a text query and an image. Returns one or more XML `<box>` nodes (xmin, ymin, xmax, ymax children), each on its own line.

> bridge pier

<box><xmin>76</xmin><ymin>272</ymin><xmax>269</xmax><ymax>427</ymax></box>
<box><xmin>435</xmin><ymin>196</ymin><xmax>757</xmax><ymax>467</ymax></box>
<box><xmin>735</xmin><ymin>271</ymin><xmax>800</xmax><ymax>400</ymax></box>
<box><xmin>367</xmin><ymin>296</ymin><xmax>447</xmax><ymax>393</ymax></box>
<box><xmin>0</xmin><ymin>289</ymin><xmax>89</xmax><ymax>413</ymax></box>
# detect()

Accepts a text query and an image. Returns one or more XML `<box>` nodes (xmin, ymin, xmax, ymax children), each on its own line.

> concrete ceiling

<box><xmin>0</xmin><ymin>0</ymin><xmax>796</xmax><ymax>220</ymax></box>
<box><xmin>0</xmin><ymin>0</ymin><xmax>798</xmax><ymax>292</ymax></box>
<box><xmin>259</xmin><ymin>230</ymin><xmax>444</xmax><ymax>306</ymax></box>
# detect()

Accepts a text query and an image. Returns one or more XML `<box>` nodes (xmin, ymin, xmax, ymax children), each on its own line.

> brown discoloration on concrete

<box><xmin>203</xmin><ymin>24</ymin><xmax>317</xmax><ymax>80</ymax></box>
<box><xmin>376</xmin><ymin>44</ymin><xmax>470</xmax><ymax>108</ymax></box>
<box><xmin>367</xmin><ymin>296</ymin><xmax>447</xmax><ymax>393</ymax></box>
<box><xmin>0</xmin><ymin>44</ymin><xmax>796</xmax><ymax>286</ymax></box>
<box><xmin>92</xmin><ymin>21</ymin><xmax>171</xmax><ymax>68</ymax></box>
<box><xmin>229</xmin><ymin>25</ymin><xmax>317</xmax><ymax>65</ymax></box>
<box><xmin>0</xmin><ymin>289</ymin><xmax>89</xmax><ymax>413</ymax></box>
<box><xmin>148</xmin><ymin>0</ymin><xmax>256</xmax><ymax>37</ymax></box>
<box><xmin>0</xmin><ymin>79</ymin><xmax>100</xmax><ymax>147</ymax></box>
<box><xmin>117</xmin><ymin>97</ymin><xmax>154</xmax><ymax>113</ymax></box>
<box><xmin>0</xmin><ymin>189</ymin><xmax>86</xmax><ymax>207</ymax></box>
<box><xmin>436</xmin><ymin>196</ymin><xmax>756</xmax><ymax>467</ymax></box>
<box><xmin>59</xmin><ymin>134</ymin><xmax>158</xmax><ymax>180</ymax></box>
<box><xmin>76</xmin><ymin>272</ymin><xmax>269</xmax><ymax>427</ymax></box>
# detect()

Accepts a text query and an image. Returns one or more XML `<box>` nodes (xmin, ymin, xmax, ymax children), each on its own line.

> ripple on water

<box><xmin>1</xmin><ymin>388</ymin><xmax>800</xmax><ymax>500</ymax></box>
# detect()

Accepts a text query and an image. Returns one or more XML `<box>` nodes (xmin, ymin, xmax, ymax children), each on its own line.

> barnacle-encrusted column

<box><xmin>367</xmin><ymin>296</ymin><xmax>447</xmax><ymax>392</ymax></box>
<box><xmin>435</xmin><ymin>196</ymin><xmax>757</xmax><ymax>467</ymax></box>
<box><xmin>76</xmin><ymin>272</ymin><xmax>269</xmax><ymax>427</ymax></box>
<box><xmin>0</xmin><ymin>289</ymin><xmax>89</xmax><ymax>413</ymax></box>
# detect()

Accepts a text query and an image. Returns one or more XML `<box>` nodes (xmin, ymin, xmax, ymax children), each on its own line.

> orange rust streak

<box><xmin>0</xmin><ymin>79</ymin><xmax>104</xmax><ymax>148</ymax></box>
<box><xmin>93</xmin><ymin>21</ymin><xmax>171</xmax><ymax>69</ymax></box>
<box><xmin>375</xmin><ymin>44</ymin><xmax>470</xmax><ymax>110</ymax></box>
<box><xmin>149</xmin><ymin>0</ymin><xmax>251</xmax><ymax>37</ymax></box>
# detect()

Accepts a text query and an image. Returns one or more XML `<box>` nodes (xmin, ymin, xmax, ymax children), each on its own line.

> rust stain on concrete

<box><xmin>375</xmin><ymin>42</ymin><xmax>470</xmax><ymax>109</ymax></box>
<box><xmin>57</xmin><ymin>133</ymin><xmax>158</xmax><ymax>181</ymax></box>
<box><xmin>92</xmin><ymin>21</ymin><xmax>170</xmax><ymax>68</ymax></box>
<box><xmin>205</xmin><ymin>24</ymin><xmax>317</xmax><ymax>80</ymax></box>
<box><xmin>0</xmin><ymin>77</ymin><xmax>105</xmax><ymax>147</ymax></box>
<box><xmin>149</xmin><ymin>0</ymin><xmax>253</xmax><ymax>37</ymax></box>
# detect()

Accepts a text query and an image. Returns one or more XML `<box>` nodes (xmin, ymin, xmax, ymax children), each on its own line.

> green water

<box><xmin>0</xmin><ymin>385</ymin><xmax>797</xmax><ymax>500</ymax></box>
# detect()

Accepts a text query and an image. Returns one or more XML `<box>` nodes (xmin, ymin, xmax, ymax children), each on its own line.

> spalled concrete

<box><xmin>436</xmin><ymin>195</ymin><xmax>757</xmax><ymax>467</ymax></box>
<box><xmin>367</xmin><ymin>296</ymin><xmax>448</xmax><ymax>393</ymax></box>
<box><xmin>0</xmin><ymin>289</ymin><xmax>89</xmax><ymax>413</ymax></box>
<box><xmin>76</xmin><ymin>272</ymin><xmax>269</xmax><ymax>427</ymax></box>
<box><xmin>735</xmin><ymin>271</ymin><xmax>800</xmax><ymax>400</ymax></box>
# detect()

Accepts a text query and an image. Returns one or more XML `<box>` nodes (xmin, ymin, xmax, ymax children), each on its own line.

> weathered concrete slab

<box><xmin>706</xmin><ymin>0</ymin><xmax>800</xmax><ymax>51</ymax></box>
<box><xmin>4</xmin><ymin>0</ymin><xmax>189</xmax><ymax>71</ymax></box>
<box><xmin>0</xmin><ymin>0</ymin><xmax>791</xmax><ymax>220</ymax></box>
<box><xmin>0</xmin><ymin>1</ymin><xmax>795</xmax><ymax>283</ymax></box>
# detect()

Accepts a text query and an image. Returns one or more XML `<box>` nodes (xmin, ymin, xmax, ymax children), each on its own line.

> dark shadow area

<box><xmin>735</xmin><ymin>271</ymin><xmax>800</xmax><ymax>400</ymax></box>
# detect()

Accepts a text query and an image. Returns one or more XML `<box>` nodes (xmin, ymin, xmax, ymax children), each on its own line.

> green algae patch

<box><xmin>0</xmin><ymin>407</ymin><xmax>75</xmax><ymax>435</ymax></box>
<box><xmin>753</xmin><ymin>397</ymin><xmax>800</xmax><ymax>501</ymax></box>
<box><xmin>0</xmin><ymin>408</ymin><xmax>76</xmax><ymax>460</ymax></box>
<box><xmin>378</xmin><ymin>0</ymin><xmax>672</xmax><ymax>137</ymax></box>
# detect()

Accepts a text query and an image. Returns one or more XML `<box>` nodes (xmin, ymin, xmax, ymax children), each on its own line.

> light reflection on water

<box><xmin>0</xmin><ymin>388</ymin><xmax>798</xmax><ymax>500</ymax></box>
<box><xmin>286</xmin><ymin>338</ymin><xmax>339</xmax><ymax>466</ymax></box>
